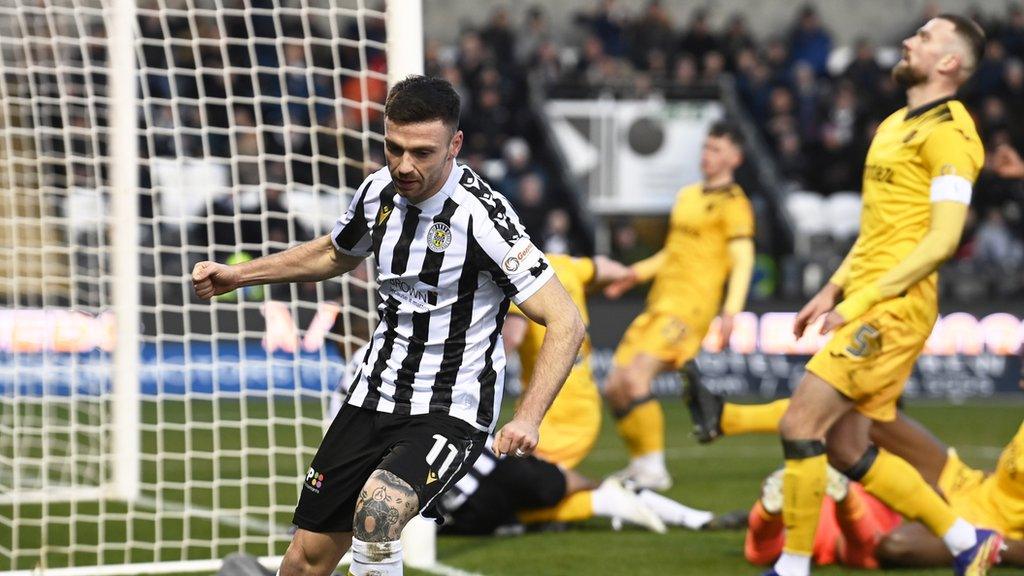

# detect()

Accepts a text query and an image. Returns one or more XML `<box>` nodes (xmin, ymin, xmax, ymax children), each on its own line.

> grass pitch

<box><xmin>2</xmin><ymin>398</ymin><xmax>1020</xmax><ymax>575</ymax></box>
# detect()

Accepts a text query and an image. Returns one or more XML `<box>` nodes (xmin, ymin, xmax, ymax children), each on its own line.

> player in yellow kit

<box><xmin>505</xmin><ymin>253</ymin><xmax>626</xmax><ymax>469</ymax></box>
<box><xmin>601</xmin><ymin>121</ymin><xmax>756</xmax><ymax>490</ymax></box>
<box><xmin>766</xmin><ymin>14</ymin><xmax>1002</xmax><ymax>576</ymax></box>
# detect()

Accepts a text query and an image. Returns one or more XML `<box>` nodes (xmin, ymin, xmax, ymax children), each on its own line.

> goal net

<box><xmin>0</xmin><ymin>0</ymin><xmax>421</xmax><ymax>573</ymax></box>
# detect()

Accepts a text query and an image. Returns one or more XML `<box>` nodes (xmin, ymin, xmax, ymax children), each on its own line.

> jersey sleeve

<box><xmin>473</xmin><ymin>210</ymin><xmax>554</xmax><ymax>306</ymax></box>
<box><xmin>920</xmin><ymin>122</ymin><xmax>984</xmax><ymax>184</ymax></box>
<box><xmin>723</xmin><ymin>193</ymin><xmax>755</xmax><ymax>240</ymax></box>
<box><xmin>330</xmin><ymin>181</ymin><xmax>374</xmax><ymax>257</ymax></box>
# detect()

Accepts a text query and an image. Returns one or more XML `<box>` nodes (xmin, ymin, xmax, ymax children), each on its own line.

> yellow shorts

<box><xmin>805</xmin><ymin>307</ymin><xmax>928</xmax><ymax>422</ymax></box>
<box><xmin>535</xmin><ymin>383</ymin><xmax>601</xmax><ymax>469</ymax></box>
<box><xmin>938</xmin><ymin>449</ymin><xmax>987</xmax><ymax>498</ymax></box>
<box><xmin>612</xmin><ymin>310</ymin><xmax>711</xmax><ymax>369</ymax></box>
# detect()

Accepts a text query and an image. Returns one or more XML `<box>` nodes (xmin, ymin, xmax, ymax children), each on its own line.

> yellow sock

<box><xmin>615</xmin><ymin>398</ymin><xmax>664</xmax><ymax>458</ymax></box>
<box><xmin>860</xmin><ymin>449</ymin><xmax>957</xmax><ymax>536</ymax></box>
<box><xmin>720</xmin><ymin>399</ymin><xmax>790</xmax><ymax>436</ymax></box>
<box><xmin>781</xmin><ymin>451</ymin><xmax>828</xmax><ymax>555</ymax></box>
<box><xmin>517</xmin><ymin>491</ymin><xmax>593</xmax><ymax>524</ymax></box>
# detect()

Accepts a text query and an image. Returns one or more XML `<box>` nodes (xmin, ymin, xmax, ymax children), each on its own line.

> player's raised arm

<box><xmin>604</xmin><ymin>249</ymin><xmax>665</xmax><ymax>299</ymax></box>
<box><xmin>192</xmin><ymin>234</ymin><xmax>364</xmax><ymax>300</ymax></box>
<box><xmin>493</xmin><ymin>276</ymin><xmax>585</xmax><ymax>457</ymax></box>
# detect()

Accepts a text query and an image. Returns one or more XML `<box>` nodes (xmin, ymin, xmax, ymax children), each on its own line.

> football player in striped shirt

<box><xmin>193</xmin><ymin>75</ymin><xmax>585</xmax><ymax>576</ymax></box>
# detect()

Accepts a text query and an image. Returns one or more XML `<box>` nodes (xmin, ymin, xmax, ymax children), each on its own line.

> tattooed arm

<box><xmin>353</xmin><ymin>470</ymin><xmax>420</xmax><ymax>542</ymax></box>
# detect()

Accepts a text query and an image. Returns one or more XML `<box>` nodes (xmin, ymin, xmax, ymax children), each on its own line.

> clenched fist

<box><xmin>192</xmin><ymin>261</ymin><xmax>241</xmax><ymax>300</ymax></box>
<box><xmin>492</xmin><ymin>418</ymin><xmax>539</xmax><ymax>458</ymax></box>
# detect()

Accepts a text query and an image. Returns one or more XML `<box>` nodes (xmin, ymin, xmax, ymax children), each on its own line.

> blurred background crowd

<box><xmin>39</xmin><ymin>0</ymin><xmax>1023</xmax><ymax>305</ymax></box>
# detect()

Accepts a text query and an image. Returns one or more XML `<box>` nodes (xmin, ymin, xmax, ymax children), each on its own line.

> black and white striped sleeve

<box><xmin>330</xmin><ymin>181</ymin><xmax>373</xmax><ymax>257</ymax></box>
<box><xmin>474</xmin><ymin>218</ymin><xmax>553</xmax><ymax>305</ymax></box>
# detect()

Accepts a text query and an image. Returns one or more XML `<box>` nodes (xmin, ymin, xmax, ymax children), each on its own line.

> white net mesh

<box><xmin>0</xmin><ymin>0</ymin><xmax>388</xmax><ymax>571</ymax></box>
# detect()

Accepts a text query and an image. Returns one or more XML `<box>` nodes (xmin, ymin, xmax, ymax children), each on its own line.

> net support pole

<box><xmin>386</xmin><ymin>0</ymin><xmax>433</xmax><ymax>568</ymax></box>
<box><xmin>385</xmin><ymin>0</ymin><xmax>424</xmax><ymax>86</ymax></box>
<box><xmin>108</xmin><ymin>0</ymin><xmax>140</xmax><ymax>502</ymax></box>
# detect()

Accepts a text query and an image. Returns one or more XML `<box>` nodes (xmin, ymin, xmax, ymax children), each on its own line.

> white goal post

<box><xmin>0</xmin><ymin>0</ymin><xmax>441</xmax><ymax>574</ymax></box>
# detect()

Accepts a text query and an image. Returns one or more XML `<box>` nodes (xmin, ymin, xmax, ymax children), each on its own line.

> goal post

<box><xmin>0</xmin><ymin>0</ymin><xmax>432</xmax><ymax>574</ymax></box>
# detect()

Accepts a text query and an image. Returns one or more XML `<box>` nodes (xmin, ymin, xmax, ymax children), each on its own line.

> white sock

<box><xmin>637</xmin><ymin>489</ymin><xmax>713</xmax><ymax>529</ymax></box>
<box><xmin>631</xmin><ymin>451</ymin><xmax>667</xmax><ymax>472</ymax></box>
<box><xmin>591</xmin><ymin>483</ymin><xmax>628</xmax><ymax>518</ymax></box>
<box><xmin>349</xmin><ymin>538</ymin><xmax>403</xmax><ymax>575</ymax></box>
<box><xmin>773</xmin><ymin>552</ymin><xmax>811</xmax><ymax>576</ymax></box>
<box><xmin>942</xmin><ymin>518</ymin><xmax>978</xmax><ymax>556</ymax></box>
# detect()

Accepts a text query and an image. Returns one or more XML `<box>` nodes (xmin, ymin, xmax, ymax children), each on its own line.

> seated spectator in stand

<box><xmin>788</xmin><ymin>4</ymin><xmax>832</xmax><ymax>76</ymax></box>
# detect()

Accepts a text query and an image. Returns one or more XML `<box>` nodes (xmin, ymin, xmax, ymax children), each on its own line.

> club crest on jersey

<box><xmin>427</xmin><ymin>222</ymin><xmax>452</xmax><ymax>253</ymax></box>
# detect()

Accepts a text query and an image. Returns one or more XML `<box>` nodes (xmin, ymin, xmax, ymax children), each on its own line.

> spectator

<box><xmin>498</xmin><ymin>138</ymin><xmax>545</xmax><ymax>204</ymax></box>
<box><xmin>516</xmin><ymin>6</ymin><xmax>551</xmax><ymax>65</ymax></box>
<box><xmin>576</xmin><ymin>0</ymin><xmax>627</xmax><ymax>58</ymax></box>
<box><xmin>513</xmin><ymin>173</ymin><xmax>548</xmax><ymax>240</ymax></box>
<box><xmin>482</xmin><ymin>7</ymin><xmax>516</xmax><ymax>65</ymax></box>
<box><xmin>678</xmin><ymin>9</ymin><xmax>719</xmax><ymax>65</ymax></box>
<box><xmin>843</xmin><ymin>38</ymin><xmax>884</xmax><ymax>94</ymax></box>
<box><xmin>627</xmin><ymin>0</ymin><xmax>675</xmax><ymax>71</ymax></box>
<box><xmin>973</xmin><ymin>208</ymin><xmax>1024</xmax><ymax>275</ymax></box>
<box><xmin>543</xmin><ymin>209</ymin><xmax>574</xmax><ymax>254</ymax></box>
<box><xmin>788</xmin><ymin>5</ymin><xmax>832</xmax><ymax>76</ymax></box>
<box><xmin>720</xmin><ymin>14</ymin><xmax>755</xmax><ymax>69</ymax></box>
<box><xmin>1000</xmin><ymin>4</ymin><xmax>1024</xmax><ymax>59</ymax></box>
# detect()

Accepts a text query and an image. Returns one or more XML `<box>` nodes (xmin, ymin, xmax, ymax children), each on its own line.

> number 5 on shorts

<box><xmin>846</xmin><ymin>324</ymin><xmax>881</xmax><ymax>358</ymax></box>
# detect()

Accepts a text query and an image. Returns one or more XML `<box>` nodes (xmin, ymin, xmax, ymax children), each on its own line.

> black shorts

<box><xmin>293</xmin><ymin>403</ymin><xmax>487</xmax><ymax>533</ymax></box>
<box><xmin>440</xmin><ymin>454</ymin><xmax>567</xmax><ymax>535</ymax></box>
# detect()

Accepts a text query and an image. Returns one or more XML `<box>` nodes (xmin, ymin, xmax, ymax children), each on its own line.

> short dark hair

<box><xmin>938</xmin><ymin>13</ymin><xmax>986</xmax><ymax>74</ymax></box>
<box><xmin>707</xmin><ymin>120</ymin><xmax>745</xmax><ymax>148</ymax></box>
<box><xmin>384</xmin><ymin>75</ymin><xmax>461</xmax><ymax>130</ymax></box>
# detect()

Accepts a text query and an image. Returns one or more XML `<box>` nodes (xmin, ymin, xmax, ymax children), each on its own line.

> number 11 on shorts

<box><xmin>426</xmin><ymin>434</ymin><xmax>457</xmax><ymax>480</ymax></box>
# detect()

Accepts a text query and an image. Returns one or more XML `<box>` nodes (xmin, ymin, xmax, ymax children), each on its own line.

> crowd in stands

<box><xmin>53</xmin><ymin>0</ymin><xmax>1022</xmax><ymax>301</ymax></box>
<box><xmin>546</xmin><ymin>0</ymin><xmax>1024</xmax><ymax>299</ymax></box>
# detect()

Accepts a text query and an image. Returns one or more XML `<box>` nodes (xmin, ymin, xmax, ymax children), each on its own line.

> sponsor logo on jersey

<box><xmin>382</xmin><ymin>279</ymin><xmax>438</xmax><ymax>311</ymax></box>
<box><xmin>304</xmin><ymin>467</ymin><xmax>326</xmax><ymax>493</ymax></box>
<box><xmin>502</xmin><ymin>238</ymin><xmax>540</xmax><ymax>274</ymax></box>
<box><xmin>427</xmin><ymin>222</ymin><xmax>452</xmax><ymax>253</ymax></box>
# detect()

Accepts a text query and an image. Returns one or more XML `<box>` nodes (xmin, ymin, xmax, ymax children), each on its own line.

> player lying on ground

<box><xmin>600</xmin><ymin>121</ymin><xmax>756</xmax><ymax>491</ymax></box>
<box><xmin>684</xmin><ymin>381</ymin><xmax>1024</xmax><ymax>569</ymax></box>
<box><xmin>328</xmin><ymin>344</ymin><xmax>735</xmax><ymax>536</ymax></box>
<box><xmin>760</xmin><ymin>14</ymin><xmax>999</xmax><ymax>576</ymax></box>
<box><xmin>193</xmin><ymin>75</ymin><xmax>585</xmax><ymax>576</ymax></box>
<box><xmin>436</xmin><ymin>439</ymin><xmax>748</xmax><ymax>535</ymax></box>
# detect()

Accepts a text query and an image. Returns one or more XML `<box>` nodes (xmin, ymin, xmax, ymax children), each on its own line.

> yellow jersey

<box><xmin>647</xmin><ymin>182</ymin><xmax>754</xmax><ymax>317</ymax></box>
<box><xmin>948</xmin><ymin>421</ymin><xmax>1024</xmax><ymax>539</ymax></box>
<box><xmin>511</xmin><ymin>254</ymin><xmax>595</xmax><ymax>400</ymax></box>
<box><xmin>846</xmin><ymin>98</ymin><xmax>983</xmax><ymax>333</ymax></box>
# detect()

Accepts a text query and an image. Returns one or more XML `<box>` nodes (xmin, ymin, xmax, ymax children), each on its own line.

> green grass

<box><xmin>2</xmin><ymin>398</ymin><xmax>1021</xmax><ymax>575</ymax></box>
<box><xmin>436</xmin><ymin>400</ymin><xmax>1022</xmax><ymax>575</ymax></box>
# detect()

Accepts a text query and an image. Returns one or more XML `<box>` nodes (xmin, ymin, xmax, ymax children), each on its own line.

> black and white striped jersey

<box><xmin>331</xmin><ymin>163</ymin><xmax>553</xmax><ymax>432</ymax></box>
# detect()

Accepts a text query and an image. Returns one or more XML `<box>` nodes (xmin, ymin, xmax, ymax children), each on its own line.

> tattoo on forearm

<box><xmin>353</xmin><ymin>470</ymin><xmax>419</xmax><ymax>542</ymax></box>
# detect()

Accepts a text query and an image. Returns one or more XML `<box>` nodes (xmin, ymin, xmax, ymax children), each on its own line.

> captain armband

<box><xmin>929</xmin><ymin>175</ymin><xmax>972</xmax><ymax>205</ymax></box>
